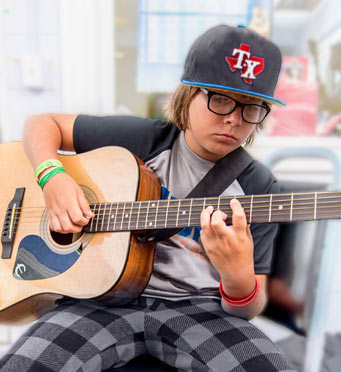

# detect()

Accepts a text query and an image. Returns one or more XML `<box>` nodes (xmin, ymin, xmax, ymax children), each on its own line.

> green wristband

<box><xmin>39</xmin><ymin>167</ymin><xmax>66</xmax><ymax>189</ymax></box>
<box><xmin>35</xmin><ymin>159</ymin><xmax>63</xmax><ymax>182</ymax></box>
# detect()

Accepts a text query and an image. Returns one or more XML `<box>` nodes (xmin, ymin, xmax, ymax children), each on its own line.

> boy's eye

<box><xmin>247</xmin><ymin>105</ymin><xmax>260</xmax><ymax>112</ymax></box>
<box><xmin>212</xmin><ymin>95</ymin><xmax>232</xmax><ymax>105</ymax></box>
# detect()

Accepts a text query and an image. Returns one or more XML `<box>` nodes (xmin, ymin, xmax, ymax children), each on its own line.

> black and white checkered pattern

<box><xmin>0</xmin><ymin>297</ymin><xmax>297</xmax><ymax>371</ymax></box>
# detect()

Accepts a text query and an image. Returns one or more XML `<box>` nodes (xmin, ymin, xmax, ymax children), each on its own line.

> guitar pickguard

<box><xmin>13</xmin><ymin>235</ymin><xmax>81</xmax><ymax>280</ymax></box>
<box><xmin>12</xmin><ymin>184</ymin><xmax>98</xmax><ymax>281</ymax></box>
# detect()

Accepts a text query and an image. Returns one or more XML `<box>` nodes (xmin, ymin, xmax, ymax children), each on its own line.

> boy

<box><xmin>1</xmin><ymin>25</ymin><xmax>296</xmax><ymax>371</ymax></box>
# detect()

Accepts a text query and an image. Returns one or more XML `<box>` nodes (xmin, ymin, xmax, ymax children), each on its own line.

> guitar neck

<box><xmin>83</xmin><ymin>191</ymin><xmax>341</xmax><ymax>233</ymax></box>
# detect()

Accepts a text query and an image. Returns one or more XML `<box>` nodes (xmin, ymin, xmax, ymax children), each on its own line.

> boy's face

<box><xmin>185</xmin><ymin>89</ymin><xmax>263</xmax><ymax>162</ymax></box>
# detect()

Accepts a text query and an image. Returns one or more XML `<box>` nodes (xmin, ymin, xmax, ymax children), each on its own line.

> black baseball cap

<box><xmin>182</xmin><ymin>24</ymin><xmax>285</xmax><ymax>106</ymax></box>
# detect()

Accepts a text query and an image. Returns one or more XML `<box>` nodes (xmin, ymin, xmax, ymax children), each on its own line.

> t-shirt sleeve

<box><xmin>237</xmin><ymin>160</ymin><xmax>280</xmax><ymax>274</ymax></box>
<box><xmin>73</xmin><ymin>114</ymin><xmax>179</xmax><ymax>162</ymax></box>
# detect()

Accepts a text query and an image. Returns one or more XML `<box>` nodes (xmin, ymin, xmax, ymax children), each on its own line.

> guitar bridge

<box><xmin>1</xmin><ymin>187</ymin><xmax>25</xmax><ymax>259</ymax></box>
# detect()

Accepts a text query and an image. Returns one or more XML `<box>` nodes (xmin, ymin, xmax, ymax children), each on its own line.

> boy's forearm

<box><xmin>220</xmin><ymin>274</ymin><xmax>268</xmax><ymax>320</ymax></box>
<box><xmin>221</xmin><ymin>286</ymin><xmax>267</xmax><ymax>320</ymax></box>
<box><xmin>23</xmin><ymin>114</ymin><xmax>62</xmax><ymax>169</ymax></box>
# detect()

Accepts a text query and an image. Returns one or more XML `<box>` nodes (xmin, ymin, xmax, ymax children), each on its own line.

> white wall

<box><xmin>0</xmin><ymin>0</ymin><xmax>115</xmax><ymax>142</ymax></box>
<box><xmin>60</xmin><ymin>0</ymin><xmax>115</xmax><ymax>114</ymax></box>
<box><xmin>0</xmin><ymin>0</ymin><xmax>63</xmax><ymax>141</ymax></box>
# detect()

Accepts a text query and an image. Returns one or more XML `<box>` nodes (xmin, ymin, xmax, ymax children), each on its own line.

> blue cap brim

<box><xmin>182</xmin><ymin>80</ymin><xmax>286</xmax><ymax>106</ymax></box>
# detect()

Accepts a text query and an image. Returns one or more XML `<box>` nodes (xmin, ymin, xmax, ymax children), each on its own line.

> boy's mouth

<box><xmin>216</xmin><ymin>133</ymin><xmax>238</xmax><ymax>142</ymax></box>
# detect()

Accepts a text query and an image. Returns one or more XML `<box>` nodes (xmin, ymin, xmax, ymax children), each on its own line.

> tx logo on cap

<box><xmin>225</xmin><ymin>43</ymin><xmax>265</xmax><ymax>85</ymax></box>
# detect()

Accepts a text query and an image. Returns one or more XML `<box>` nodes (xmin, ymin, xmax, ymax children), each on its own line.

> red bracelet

<box><xmin>219</xmin><ymin>277</ymin><xmax>259</xmax><ymax>307</ymax></box>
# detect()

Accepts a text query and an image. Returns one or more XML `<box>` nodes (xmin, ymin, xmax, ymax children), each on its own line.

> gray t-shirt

<box><xmin>74</xmin><ymin>115</ymin><xmax>279</xmax><ymax>300</ymax></box>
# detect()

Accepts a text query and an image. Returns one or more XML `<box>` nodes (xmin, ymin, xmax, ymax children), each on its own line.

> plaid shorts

<box><xmin>0</xmin><ymin>297</ymin><xmax>297</xmax><ymax>372</ymax></box>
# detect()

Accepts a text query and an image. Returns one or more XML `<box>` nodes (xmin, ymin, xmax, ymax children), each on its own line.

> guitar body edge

<box><xmin>0</xmin><ymin>293</ymin><xmax>63</xmax><ymax>325</ymax></box>
<box><xmin>97</xmin><ymin>158</ymin><xmax>160</xmax><ymax>305</ymax></box>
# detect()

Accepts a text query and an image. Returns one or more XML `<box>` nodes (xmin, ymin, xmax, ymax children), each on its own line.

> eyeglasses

<box><xmin>200</xmin><ymin>88</ymin><xmax>270</xmax><ymax>124</ymax></box>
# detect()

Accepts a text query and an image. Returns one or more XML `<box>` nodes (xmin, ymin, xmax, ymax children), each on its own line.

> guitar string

<box><xmin>10</xmin><ymin>196</ymin><xmax>341</xmax><ymax>221</ymax></box>
<box><xmin>10</xmin><ymin>202</ymin><xmax>341</xmax><ymax>226</ymax></box>
<box><xmin>100</xmin><ymin>213</ymin><xmax>340</xmax><ymax>230</ymax></box>
<box><xmin>11</xmin><ymin>212</ymin><xmax>341</xmax><ymax>229</ymax></box>
<box><xmin>10</xmin><ymin>193</ymin><xmax>341</xmax><ymax>215</ymax></box>
<box><xmin>11</xmin><ymin>202</ymin><xmax>341</xmax><ymax>225</ymax></box>
<box><xmin>13</xmin><ymin>199</ymin><xmax>341</xmax><ymax>218</ymax></box>
<box><xmin>8</xmin><ymin>191</ymin><xmax>341</xmax><ymax>226</ymax></box>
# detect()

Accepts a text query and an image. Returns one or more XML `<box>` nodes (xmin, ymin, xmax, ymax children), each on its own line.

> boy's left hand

<box><xmin>200</xmin><ymin>198</ymin><xmax>255</xmax><ymax>297</ymax></box>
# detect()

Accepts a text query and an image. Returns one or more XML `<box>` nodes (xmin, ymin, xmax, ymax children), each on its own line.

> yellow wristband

<box><xmin>34</xmin><ymin>159</ymin><xmax>63</xmax><ymax>182</ymax></box>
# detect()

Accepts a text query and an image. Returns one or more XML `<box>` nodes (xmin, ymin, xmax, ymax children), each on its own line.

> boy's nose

<box><xmin>222</xmin><ymin>107</ymin><xmax>243</xmax><ymax>126</ymax></box>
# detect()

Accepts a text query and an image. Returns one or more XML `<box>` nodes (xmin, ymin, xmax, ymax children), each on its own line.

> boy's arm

<box><xmin>23</xmin><ymin>113</ymin><xmax>77</xmax><ymax>168</ymax></box>
<box><xmin>200</xmin><ymin>200</ymin><xmax>268</xmax><ymax>320</ymax></box>
<box><xmin>23</xmin><ymin>114</ymin><xmax>94</xmax><ymax>233</ymax></box>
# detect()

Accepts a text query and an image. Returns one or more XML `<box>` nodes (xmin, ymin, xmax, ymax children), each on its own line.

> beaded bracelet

<box><xmin>219</xmin><ymin>277</ymin><xmax>259</xmax><ymax>307</ymax></box>
<box><xmin>35</xmin><ymin>159</ymin><xmax>63</xmax><ymax>182</ymax></box>
<box><xmin>39</xmin><ymin>166</ymin><xmax>66</xmax><ymax>189</ymax></box>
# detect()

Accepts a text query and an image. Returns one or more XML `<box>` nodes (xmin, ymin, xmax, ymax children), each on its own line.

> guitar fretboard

<box><xmin>82</xmin><ymin>191</ymin><xmax>341</xmax><ymax>233</ymax></box>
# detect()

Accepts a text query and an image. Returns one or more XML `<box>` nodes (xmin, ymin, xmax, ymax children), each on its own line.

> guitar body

<box><xmin>0</xmin><ymin>143</ymin><xmax>160</xmax><ymax>324</ymax></box>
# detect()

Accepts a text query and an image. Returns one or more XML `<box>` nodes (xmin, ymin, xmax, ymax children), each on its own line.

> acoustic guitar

<box><xmin>0</xmin><ymin>142</ymin><xmax>340</xmax><ymax>324</ymax></box>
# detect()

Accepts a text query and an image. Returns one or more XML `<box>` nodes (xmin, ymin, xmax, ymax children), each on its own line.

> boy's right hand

<box><xmin>42</xmin><ymin>173</ymin><xmax>95</xmax><ymax>233</ymax></box>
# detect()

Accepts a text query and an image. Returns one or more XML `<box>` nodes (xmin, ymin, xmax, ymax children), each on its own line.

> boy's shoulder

<box><xmin>74</xmin><ymin>114</ymin><xmax>180</xmax><ymax>161</ymax></box>
<box><xmin>238</xmin><ymin>158</ymin><xmax>279</xmax><ymax>195</ymax></box>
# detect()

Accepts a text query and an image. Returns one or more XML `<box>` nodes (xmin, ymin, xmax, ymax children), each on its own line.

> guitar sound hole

<box><xmin>50</xmin><ymin>230</ymin><xmax>83</xmax><ymax>246</ymax></box>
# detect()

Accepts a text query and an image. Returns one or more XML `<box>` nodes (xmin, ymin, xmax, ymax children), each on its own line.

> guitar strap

<box><xmin>139</xmin><ymin>145</ymin><xmax>253</xmax><ymax>243</ymax></box>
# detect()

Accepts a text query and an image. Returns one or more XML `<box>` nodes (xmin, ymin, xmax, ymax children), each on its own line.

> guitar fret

<box><xmin>95</xmin><ymin>203</ymin><xmax>101</xmax><ymax>231</ymax></box>
<box><xmin>314</xmin><ymin>192</ymin><xmax>317</xmax><ymax>220</ymax></box>
<box><xmin>101</xmin><ymin>203</ymin><xmax>107</xmax><ymax>231</ymax></box>
<box><xmin>217</xmin><ymin>196</ymin><xmax>221</xmax><ymax>210</ymax></box>
<box><xmin>127</xmin><ymin>202</ymin><xmax>133</xmax><ymax>230</ymax></box>
<box><xmin>316</xmin><ymin>192</ymin><xmax>325</xmax><ymax>220</ymax></box>
<box><xmin>290</xmin><ymin>193</ymin><xmax>293</xmax><ymax>221</ymax></box>
<box><xmin>144</xmin><ymin>201</ymin><xmax>149</xmax><ymax>229</ymax></box>
<box><xmin>188</xmin><ymin>198</ymin><xmax>193</xmax><ymax>227</ymax></box>
<box><xmin>120</xmin><ymin>202</ymin><xmax>126</xmax><ymax>230</ymax></box>
<box><xmin>136</xmin><ymin>201</ymin><xmax>142</xmax><ymax>229</ymax></box>
<box><xmin>154</xmin><ymin>200</ymin><xmax>160</xmax><ymax>228</ymax></box>
<box><xmin>268</xmin><ymin>194</ymin><xmax>272</xmax><ymax>222</ymax></box>
<box><xmin>107</xmin><ymin>203</ymin><xmax>113</xmax><ymax>231</ymax></box>
<box><xmin>175</xmin><ymin>199</ymin><xmax>181</xmax><ymax>227</ymax></box>
<box><xmin>113</xmin><ymin>202</ymin><xmax>119</xmax><ymax>231</ymax></box>
<box><xmin>155</xmin><ymin>200</ymin><xmax>167</xmax><ymax>228</ymax></box>
<box><xmin>165</xmin><ymin>198</ymin><xmax>170</xmax><ymax>228</ymax></box>
<box><xmin>249</xmin><ymin>195</ymin><xmax>253</xmax><ymax>224</ymax></box>
<box><xmin>89</xmin><ymin>203</ymin><xmax>97</xmax><ymax>232</ymax></box>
